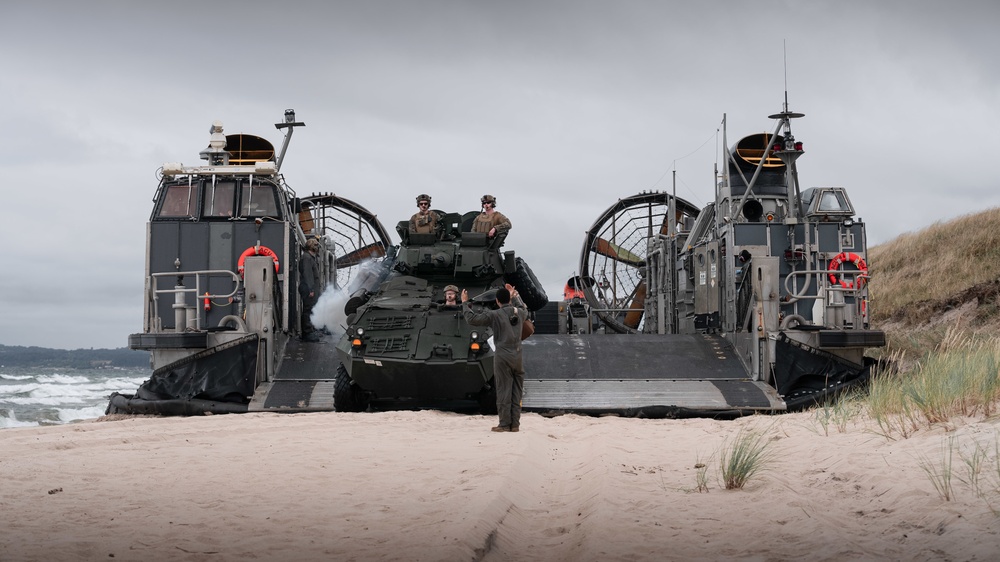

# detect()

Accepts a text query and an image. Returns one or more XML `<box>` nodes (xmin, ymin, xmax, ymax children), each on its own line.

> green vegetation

<box><xmin>694</xmin><ymin>457</ymin><xmax>710</xmax><ymax>493</ymax></box>
<box><xmin>718</xmin><ymin>425</ymin><xmax>773</xmax><ymax>490</ymax></box>
<box><xmin>832</xmin><ymin>207</ymin><xmax>1000</xmax><ymax>438</ymax></box>
<box><xmin>812</xmin><ymin>388</ymin><xmax>864</xmax><ymax>435</ymax></box>
<box><xmin>806</xmin><ymin>335</ymin><xmax>1000</xmax><ymax>439</ymax></box>
<box><xmin>869</xmin><ymin>207</ymin><xmax>1000</xmax><ymax>359</ymax></box>
<box><xmin>918</xmin><ymin>436</ymin><xmax>956</xmax><ymax>501</ymax></box>
<box><xmin>856</xmin><ymin>330</ymin><xmax>1000</xmax><ymax>440</ymax></box>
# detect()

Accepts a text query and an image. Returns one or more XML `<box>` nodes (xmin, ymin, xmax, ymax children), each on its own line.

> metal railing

<box><xmin>782</xmin><ymin>269</ymin><xmax>869</xmax><ymax>304</ymax></box>
<box><xmin>149</xmin><ymin>270</ymin><xmax>242</xmax><ymax>332</ymax></box>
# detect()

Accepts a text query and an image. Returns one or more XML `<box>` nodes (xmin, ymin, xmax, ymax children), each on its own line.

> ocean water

<box><xmin>0</xmin><ymin>367</ymin><xmax>149</xmax><ymax>429</ymax></box>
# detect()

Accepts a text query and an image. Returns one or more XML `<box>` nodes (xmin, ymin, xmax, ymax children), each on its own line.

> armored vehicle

<box><xmin>332</xmin><ymin>210</ymin><xmax>547</xmax><ymax>412</ymax></box>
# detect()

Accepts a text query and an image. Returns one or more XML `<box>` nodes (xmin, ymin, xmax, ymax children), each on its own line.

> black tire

<box><xmin>478</xmin><ymin>383</ymin><xmax>498</xmax><ymax>415</ymax></box>
<box><xmin>334</xmin><ymin>363</ymin><xmax>370</xmax><ymax>412</ymax></box>
<box><xmin>505</xmin><ymin>257</ymin><xmax>548</xmax><ymax>311</ymax></box>
<box><xmin>344</xmin><ymin>294</ymin><xmax>369</xmax><ymax>316</ymax></box>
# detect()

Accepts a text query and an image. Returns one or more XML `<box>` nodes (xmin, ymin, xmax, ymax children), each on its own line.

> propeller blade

<box><xmin>335</xmin><ymin>243</ymin><xmax>386</xmax><ymax>269</ymax></box>
<box><xmin>623</xmin><ymin>280</ymin><xmax>647</xmax><ymax>329</ymax></box>
<box><xmin>592</xmin><ymin>238</ymin><xmax>644</xmax><ymax>267</ymax></box>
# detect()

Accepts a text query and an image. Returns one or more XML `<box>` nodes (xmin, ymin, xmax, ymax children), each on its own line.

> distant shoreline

<box><xmin>0</xmin><ymin>344</ymin><xmax>149</xmax><ymax>369</ymax></box>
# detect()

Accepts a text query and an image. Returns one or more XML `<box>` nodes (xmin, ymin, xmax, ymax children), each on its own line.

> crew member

<box><xmin>471</xmin><ymin>194</ymin><xmax>511</xmax><ymax>239</ymax></box>
<box><xmin>409</xmin><ymin>193</ymin><xmax>439</xmax><ymax>234</ymax></box>
<box><xmin>299</xmin><ymin>238</ymin><xmax>321</xmax><ymax>342</ymax></box>
<box><xmin>462</xmin><ymin>284</ymin><xmax>527</xmax><ymax>433</ymax></box>
<box><xmin>442</xmin><ymin>284</ymin><xmax>460</xmax><ymax>308</ymax></box>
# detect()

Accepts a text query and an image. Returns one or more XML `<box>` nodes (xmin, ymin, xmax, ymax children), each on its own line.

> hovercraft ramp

<box><xmin>521</xmin><ymin>334</ymin><xmax>786</xmax><ymax>415</ymax></box>
<box><xmin>248</xmin><ymin>336</ymin><xmax>340</xmax><ymax>412</ymax></box>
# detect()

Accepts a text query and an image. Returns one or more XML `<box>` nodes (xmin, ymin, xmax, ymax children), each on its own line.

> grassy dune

<box><xmin>832</xmin><ymin>208</ymin><xmax>1000</xmax><ymax>436</ymax></box>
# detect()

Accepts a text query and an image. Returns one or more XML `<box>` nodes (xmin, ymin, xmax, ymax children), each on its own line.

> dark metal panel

<box><xmin>350</xmin><ymin>360</ymin><xmax>488</xmax><ymax>400</ymax></box>
<box><xmin>263</xmin><ymin>380</ymin><xmax>316</xmax><ymax>408</ymax></box>
<box><xmin>818</xmin><ymin>330</ymin><xmax>886</xmax><ymax>348</ymax></box>
<box><xmin>179</xmin><ymin>222</ymin><xmax>211</xmax><ymax>270</ymax></box>
<box><xmin>522</xmin><ymin>334</ymin><xmax>748</xmax><ymax>380</ymax></box>
<box><xmin>253</xmin><ymin>380</ymin><xmax>336</xmax><ymax>411</ymax></box>
<box><xmin>711</xmin><ymin>380</ymin><xmax>772</xmax><ymax>408</ymax></box>
<box><xmin>149</xmin><ymin>222</ymin><xmax>210</xmax><ymax>328</ymax></box>
<box><xmin>817</xmin><ymin>223</ymin><xmax>840</xmax><ymax>253</ymax></box>
<box><xmin>208</xmin><ymin>222</ymin><xmax>236</xmax><ymax>270</ymax></box>
<box><xmin>733</xmin><ymin>223</ymin><xmax>767</xmax><ymax>246</ymax></box>
<box><xmin>846</xmin><ymin>223</ymin><xmax>865</xmax><ymax>252</ymax></box>
<box><xmin>276</xmin><ymin>338</ymin><xmax>342</xmax><ymax>380</ymax></box>
<box><xmin>129</xmin><ymin>332</ymin><xmax>208</xmax><ymax>349</ymax></box>
<box><xmin>521</xmin><ymin>379</ymin><xmax>781</xmax><ymax>411</ymax></box>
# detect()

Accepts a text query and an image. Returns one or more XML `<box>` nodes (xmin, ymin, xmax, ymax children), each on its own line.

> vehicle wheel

<box><xmin>505</xmin><ymin>257</ymin><xmax>548</xmax><ymax>311</ymax></box>
<box><xmin>478</xmin><ymin>383</ymin><xmax>498</xmax><ymax>415</ymax></box>
<box><xmin>334</xmin><ymin>363</ymin><xmax>370</xmax><ymax>412</ymax></box>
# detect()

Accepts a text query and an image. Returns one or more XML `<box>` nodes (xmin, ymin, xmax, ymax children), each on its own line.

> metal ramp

<box><xmin>521</xmin><ymin>334</ymin><xmax>786</xmax><ymax>414</ymax></box>
<box><xmin>248</xmin><ymin>336</ymin><xmax>340</xmax><ymax>412</ymax></box>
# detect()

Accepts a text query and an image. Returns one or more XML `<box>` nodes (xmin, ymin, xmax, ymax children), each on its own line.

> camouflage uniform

<box><xmin>471</xmin><ymin>210</ymin><xmax>511</xmax><ymax>236</ymax></box>
<box><xmin>410</xmin><ymin>193</ymin><xmax>439</xmax><ymax>234</ymax></box>
<box><xmin>409</xmin><ymin>210</ymin><xmax>439</xmax><ymax>234</ymax></box>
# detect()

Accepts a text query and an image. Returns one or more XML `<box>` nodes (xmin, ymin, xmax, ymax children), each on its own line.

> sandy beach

<box><xmin>2</xmin><ymin>409</ymin><xmax>999</xmax><ymax>561</ymax></box>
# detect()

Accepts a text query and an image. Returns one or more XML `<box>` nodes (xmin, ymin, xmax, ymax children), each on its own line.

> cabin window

<box><xmin>203</xmin><ymin>180</ymin><xmax>236</xmax><ymax>218</ymax></box>
<box><xmin>818</xmin><ymin>191</ymin><xmax>849</xmax><ymax>213</ymax></box>
<box><xmin>241</xmin><ymin>182</ymin><xmax>280</xmax><ymax>218</ymax></box>
<box><xmin>158</xmin><ymin>183</ymin><xmax>197</xmax><ymax>217</ymax></box>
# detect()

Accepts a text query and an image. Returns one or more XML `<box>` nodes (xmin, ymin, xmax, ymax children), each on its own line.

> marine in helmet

<box><xmin>471</xmin><ymin>194</ymin><xmax>512</xmax><ymax>238</ymax></box>
<box><xmin>409</xmin><ymin>193</ymin><xmax>440</xmax><ymax>234</ymax></box>
<box><xmin>441</xmin><ymin>284</ymin><xmax>460</xmax><ymax>309</ymax></box>
<box><xmin>299</xmin><ymin>237</ymin><xmax>322</xmax><ymax>342</ymax></box>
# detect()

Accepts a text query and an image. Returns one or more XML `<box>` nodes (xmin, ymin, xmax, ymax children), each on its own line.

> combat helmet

<box><xmin>481</xmin><ymin>194</ymin><xmax>496</xmax><ymax>206</ymax></box>
<box><xmin>416</xmin><ymin>193</ymin><xmax>432</xmax><ymax>206</ymax></box>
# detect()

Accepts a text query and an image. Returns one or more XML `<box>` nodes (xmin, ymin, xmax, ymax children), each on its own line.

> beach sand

<box><xmin>2</xmin><ymin>409</ymin><xmax>999</xmax><ymax>561</ymax></box>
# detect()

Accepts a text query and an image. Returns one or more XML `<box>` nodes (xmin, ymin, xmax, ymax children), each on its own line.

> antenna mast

<box><xmin>783</xmin><ymin>39</ymin><xmax>790</xmax><ymax>113</ymax></box>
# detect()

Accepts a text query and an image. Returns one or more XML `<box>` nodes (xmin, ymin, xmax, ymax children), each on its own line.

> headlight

<box><xmin>470</xmin><ymin>331</ymin><xmax>479</xmax><ymax>340</ymax></box>
<box><xmin>355</xmin><ymin>327</ymin><xmax>365</xmax><ymax>336</ymax></box>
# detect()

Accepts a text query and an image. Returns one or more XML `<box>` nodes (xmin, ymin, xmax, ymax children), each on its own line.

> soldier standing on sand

<box><xmin>461</xmin><ymin>283</ymin><xmax>527</xmax><ymax>433</ymax></box>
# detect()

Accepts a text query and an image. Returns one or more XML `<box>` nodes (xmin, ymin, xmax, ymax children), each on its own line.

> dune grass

<box><xmin>718</xmin><ymin>425</ymin><xmax>773</xmax><ymax>490</ymax></box>
<box><xmin>694</xmin><ymin>456</ymin><xmax>710</xmax><ymax>493</ymax></box>
<box><xmin>869</xmin><ymin>207</ymin><xmax>1000</xmax><ymax>324</ymax></box>
<box><xmin>820</xmin><ymin>329</ymin><xmax>1000</xmax><ymax>440</ymax></box>
<box><xmin>868</xmin><ymin>208</ymin><xmax>1000</xmax><ymax>362</ymax></box>
<box><xmin>812</xmin><ymin>389</ymin><xmax>865</xmax><ymax>436</ymax></box>
<box><xmin>917</xmin><ymin>436</ymin><xmax>956</xmax><ymax>502</ymax></box>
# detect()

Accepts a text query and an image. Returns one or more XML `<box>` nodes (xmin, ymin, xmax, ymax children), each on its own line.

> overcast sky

<box><xmin>2</xmin><ymin>1</ymin><xmax>997</xmax><ymax>350</ymax></box>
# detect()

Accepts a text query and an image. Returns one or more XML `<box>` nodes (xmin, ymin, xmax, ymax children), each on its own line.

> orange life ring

<box><xmin>237</xmin><ymin>245</ymin><xmax>280</xmax><ymax>275</ymax></box>
<box><xmin>828</xmin><ymin>252</ymin><xmax>867</xmax><ymax>288</ymax></box>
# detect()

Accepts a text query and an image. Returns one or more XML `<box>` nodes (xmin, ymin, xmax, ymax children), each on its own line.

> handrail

<box><xmin>149</xmin><ymin>270</ymin><xmax>241</xmax><ymax>332</ymax></box>
<box><xmin>782</xmin><ymin>268</ymin><xmax>868</xmax><ymax>304</ymax></box>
